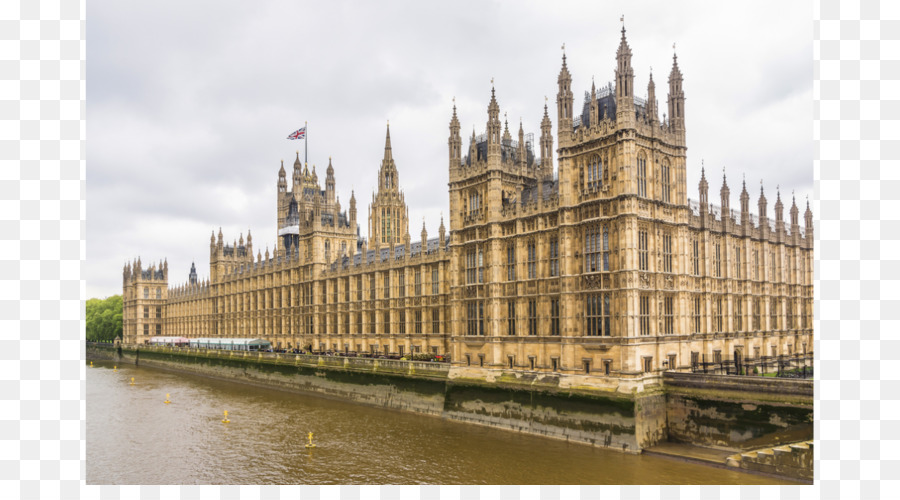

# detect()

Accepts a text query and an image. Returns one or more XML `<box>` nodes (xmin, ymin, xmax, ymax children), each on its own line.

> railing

<box><xmin>689</xmin><ymin>352</ymin><xmax>813</xmax><ymax>378</ymax></box>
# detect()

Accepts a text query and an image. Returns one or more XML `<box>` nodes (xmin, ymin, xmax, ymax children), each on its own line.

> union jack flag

<box><xmin>287</xmin><ymin>127</ymin><xmax>307</xmax><ymax>140</ymax></box>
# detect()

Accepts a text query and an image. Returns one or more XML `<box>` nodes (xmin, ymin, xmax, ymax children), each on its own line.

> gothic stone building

<box><xmin>123</xmin><ymin>30</ymin><xmax>814</xmax><ymax>387</ymax></box>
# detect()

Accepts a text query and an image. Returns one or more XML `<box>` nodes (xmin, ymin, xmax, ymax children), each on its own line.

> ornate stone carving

<box><xmin>582</xmin><ymin>274</ymin><xmax>603</xmax><ymax>290</ymax></box>
<box><xmin>640</xmin><ymin>273</ymin><xmax>651</xmax><ymax>288</ymax></box>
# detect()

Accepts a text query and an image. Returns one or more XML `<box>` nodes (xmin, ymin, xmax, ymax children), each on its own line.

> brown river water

<box><xmin>86</xmin><ymin>360</ymin><xmax>794</xmax><ymax>485</ymax></box>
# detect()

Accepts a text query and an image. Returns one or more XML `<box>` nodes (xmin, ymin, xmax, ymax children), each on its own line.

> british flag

<box><xmin>287</xmin><ymin>127</ymin><xmax>307</xmax><ymax>140</ymax></box>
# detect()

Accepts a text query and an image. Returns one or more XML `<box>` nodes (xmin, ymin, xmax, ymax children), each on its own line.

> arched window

<box><xmin>325</xmin><ymin>240</ymin><xmax>331</xmax><ymax>257</ymax></box>
<box><xmin>637</xmin><ymin>153</ymin><xmax>647</xmax><ymax>197</ymax></box>
<box><xmin>661</xmin><ymin>160</ymin><xmax>671</xmax><ymax>203</ymax></box>
<box><xmin>587</xmin><ymin>156</ymin><xmax>602</xmax><ymax>190</ymax></box>
<box><xmin>156</xmin><ymin>288</ymin><xmax>161</xmax><ymax>299</ymax></box>
<box><xmin>143</xmin><ymin>287</ymin><xmax>149</xmax><ymax>299</ymax></box>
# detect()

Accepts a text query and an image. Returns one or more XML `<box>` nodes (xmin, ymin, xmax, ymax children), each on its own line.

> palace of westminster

<box><xmin>122</xmin><ymin>29</ymin><xmax>813</xmax><ymax>382</ymax></box>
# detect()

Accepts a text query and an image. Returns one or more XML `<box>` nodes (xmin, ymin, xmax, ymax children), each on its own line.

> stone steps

<box><xmin>726</xmin><ymin>440</ymin><xmax>813</xmax><ymax>482</ymax></box>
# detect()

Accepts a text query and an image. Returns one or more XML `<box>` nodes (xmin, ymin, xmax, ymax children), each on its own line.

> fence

<box><xmin>690</xmin><ymin>352</ymin><xmax>813</xmax><ymax>378</ymax></box>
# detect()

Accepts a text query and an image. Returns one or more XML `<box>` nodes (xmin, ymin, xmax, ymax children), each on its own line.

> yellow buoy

<box><xmin>130</xmin><ymin>377</ymin><xmax>134</xmax><ymax>385</ymax></box>
<box><xmin>305</xmin><ymin>431</ymin><xmax>316</xmax><ymax>448</ymax></box>
<box><xmin>164</xmin><ymin>393</ymin><xmax>171</xmax><ymax>404</ymax></box>
<box><xmin>113</xmin><ymin>365</ymin><xmax>117</xmax><ymax>372</ymax></box>
<box><xmin>222</xmin><ymin>410</ymin><xmax>230</xmax><ymax>423</ymax></box>
<box><xmin>90</xmin><ymin>361</ymin><xmax>93</xmax><ymax>367</ymax></box>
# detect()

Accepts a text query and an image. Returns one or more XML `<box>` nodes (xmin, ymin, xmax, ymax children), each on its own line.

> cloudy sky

<box><xmin>87</xmin><ymin>0</ymin><xmax>812</xmax><ymax>299</ymax></box>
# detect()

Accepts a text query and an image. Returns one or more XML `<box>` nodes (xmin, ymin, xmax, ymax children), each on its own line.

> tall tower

<box><xmin>667</xmin><ymin>51</ymin><xmax>686</xmax><ymax>137</ymax></box>
<box><xmin>615</xmin><ymin>26</ymin><xmax>635</xmax><ymax>128</ymax></box>
<box><xmin>122</xmin><ymin>256</ymin><xmax>169</xmax><ymax>345</ymax></box>
<box><xmin>557</xmin><ymin>51</ymin><xmax>573</xmax><ymax>147</ymax></box>
<box><xmin>368</xmin><ymin>123</ymin><xmax>409</xmax><ymax>250</ymax></box>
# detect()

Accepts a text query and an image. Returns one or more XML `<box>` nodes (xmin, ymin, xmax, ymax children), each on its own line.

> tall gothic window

<box><xmin>714</xmin><ymin>243</ymin><xmax>722</xmax><ymax>277</ymax></box>
<box><xmin>693</xmin><ymin>238</ymin><xmax>700</xmax><ymax>275</ymax></box>
<box><xmin>640</xmin><ymin>294</ymin><xmax>650</xmax><ymax>335</ymax></box>
<box><xmin>735</xmin><ymin>246</ymin><xmax>742</xmax><ymax>279</ymax></box>
<box><xmin>586</xmin><ymin>293</ymin><xmax>610</xmax><ymax>336</ymax></box>
<box><xmin>383</xmin><ymin>272</ymin><xmax>390</xmax><ymax>299</ymax></box>
<box><xmin>527</xmin><ymin>241</ymin><xmax>536</xmax><ymax>279</ymax></box>
<box><xmin>467</xmin><ymin>301</ymin><xmax>484</xmax><ymax>336</ymax></box>
<box><xmin>414</xmin><ymin>310</ymin><xmax>422</xmax><ymax>334</ymax></box>
<box><xmin>735</xmin><ymin>297</ymin><xmax>743</xmax><ymax>331</ymax></box>
<box><xmin>754</xmin><ymin>249</ymin><xmax>760</xmax><ymax>280</ymax></box>
<box><xmin>661</xmin><ymin>161</ymin><xmax>671</xmax><ymax>203</ymax></box>
<box><xmin>506</xmin><ymin>244</ymin><xmax>516</xmax><ymax>281</ymax></box>
<box><xmin>770</xmin><ymin>297</ymin><xmax>778</xmax><ymax>330</ymax></box>
<box><xmin>477</xmin><ymin>248</ymin><xmax>484</xmax><ymax>283</ymax></box>
<box><xmin>432</xmin><ymin>308</ymin><xmax>440</xmax><ymax>333</ymax></box>
<box><xmin>637</xmin><ymin>155</ymin><xmax>647</xmax><ymax>197</ymax></box>
<box><xmin>585</xmin><ymin>225</ymin><xmax>604</xmax><ymax>273</ymax></box>
<box><xmin>715</xmin><ymin>296</ymin><xmax>723</xmax><ymax>333</ymax></box>
<box><xmin>414</xmin><ymin>269</ymin><xmax>421</xmax><ymax>296</ymax></box>
<box><xmin>399</xmin><ymin>310</ymin><xmax>406</xmax><ymax>334</ymax></box>
<box><xmin>662</xmin><ymin>232</ymin><xmax>672</xmax><ymax>273</ymax></box>
<box><xmin>638</xmin><ymin>230</ymin><xmax>649</xmax><ymax>271</ymax></box>
<box><xmin>507</xmin><ymin>300</ymin><xmax>516</xmax><ymax>335</ymax></box>
<box><xmin>431</xmin><ymin>267</ymin><xmax>439</xmax><ymax>295</ymax></box>
<box><xmin>693</xmin><ymin>296</ymin><xmax>702</xmax><ymax>333</ymax></box>
<box><xmin>588</xmin><ymin>156</ymin><xmax>602</xmax><ymax>190</ymax></box>
<box><xmin>143</xmin><ymin>287</ymin><xmax>149</xmax><ymax>299</ymax></box>
<box><xmin>753</xmin><ymin>298</ymin><xmax>761</xmax><ymax>331</ymax></box>
<box><xmin>398</xmin><ymin>270</ymin><xmax>405</xmax><ymax>298</ymax></box>
<box><xmin>466</xmin><ymin>249</ymin><xmax>477</xmax><ymax>284</ymax></box>
<box><xmin>549</xmin><ymin>238</ymin><xmax>559</xmax><ymax>277</ymax></box>
<box><xmin>550</xmin><ymin>298</ymin><xmax>560</xmax><ymax>335</ymax></box>
<box><xmin>528</xmin><ymin>299</ymin><xmax>537</xmax><ymax>335</ymax></box>
<box><xmin>662</xmin><ymin>295</ymin><xmax>674</xmax><ymax>334</ymax></box>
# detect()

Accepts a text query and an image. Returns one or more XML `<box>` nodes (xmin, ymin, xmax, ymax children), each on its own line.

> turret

<box><xmin>189</xmin><ymin>262</ymin><xmax>197</xmax><ymax>285</ymax></box>
<box><xmin>210</xmin><ymin>230</ymin><xmax>216</xmax><ymax>253</ymax></box>
<box><xmin>540</xmin><ymin>102</ymin><xmax>553</xmax><ymax>175</ymax></box>
<box><xmin>246</xmin><ymin>229</ymin><xmax>253</xmax><ymax>258</ymax></box>
<box><xmin>698</xmin><ymin>165</ymin><xmax>709</xmax><ymax>213</ymax></box>
<box><xmin>589</xmin><ymin>79</ymin><xmax>599</xmax><ymax>126</ymax></box>
<box><xmin>790</xmin><ymin>193</ymin><xmax>799</xmax><ymax>226</ymax></box>
<box><xmin>325</xmin><ymin>157</ymin><xmax>335</xmax><ymax>203</ymax></box>
<box><xmin>667</xmin><ymin>50</ymin><xmax>685</xmax><ymax>134</ymax></box>
<box><xmin>804</xmin><ymin>198</ymin><xmax>814</xmax><ymax>241</ymax></box>
<box><xmin>278</xmin><ymin>160</ymin><xmax>287</xmax><ymax>193</ymax></box>
<box><xmin>439</xmin><ymin>214</ymin><xmax>446</xmax><ymax>247</ymax></box>
<box><xmin>758</xmin><ymin>184</ymin><xmax>768</xmax><ymax>233</ymax></box>
<box><xmin>647</xmin><ymin>71</ymin><xmax>658</xmax><ymax>125</ymax></box>
<box><xmin>517</xmin><ymin>120</ymin><xmax>526</xmax><ymax>171</ymax></box>
<box><xmin>420</xmin><ymin>219</ymin><xmax>427</xmax><ymax>250</ymax></box>
<box><xmin>615</xmin><ymin>26</ymin><xmax>635</xmax><ymax>127</ymax></box>
<box><xmin>349</xmin><ymin>190</ymin><xmax>357</xmax><ymax>236</ymax></box>
<box><xmin>774</xmin><ymin>188</ymin><xmax>785</xmax><ymax>233</ymax></box>
<box><xmin>449</xmin><ymin>99</ymin><xmax>461</xmax><ymax>169</ymax></box>
<box><xmin>486</xmin><ymin>85</ymin><xmax>501</xmax><ymax>160</ymax></box>
<box><xmin>740</xmin><ymin>178</ymin><xmax>750</xmax><ymax>227</ymax></box>
<box><xmin>557</xmin><ymin>49</ymin><xmax>573</xmax><ymax>145</ymax></box>
<box><xmin>292</xmin><ymin>152</ymin><xmax>302</xmax><ymax>188</ymax></box>
<box><xmin>720</xmin><ymin>171</ymin><xmax>730</xmax><ymax>216</ymax></box>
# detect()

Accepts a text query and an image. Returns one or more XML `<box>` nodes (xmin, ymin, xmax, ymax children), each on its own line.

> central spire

<box><xmin>383</xmin><ymin>121</ymin><xmax>392</xmax><ymax>162</ymax></box>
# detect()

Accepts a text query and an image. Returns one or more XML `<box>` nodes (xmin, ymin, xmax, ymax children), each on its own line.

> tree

<box><xmin>86</xmin><ymin>295</ymin><xmax>123</xmax><ymax>342</ymax></box>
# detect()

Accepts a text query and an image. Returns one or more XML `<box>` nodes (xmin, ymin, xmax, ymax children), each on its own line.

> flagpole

<box><xmin>304</xmin><ymin>121</ymin><xmax>308</xmax><ymax>167</ymax></box>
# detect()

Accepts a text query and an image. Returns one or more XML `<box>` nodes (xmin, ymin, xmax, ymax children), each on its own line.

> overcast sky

<box><xmin>87</xmin><ymin>0</ymin><xmax>813</xmax><ymax>299</ymax></box>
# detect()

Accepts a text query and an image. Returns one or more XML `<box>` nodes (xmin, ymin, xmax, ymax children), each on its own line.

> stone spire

<box><xmin>540</xmin><ymin>102</ymin><xmax>553</xmax><ymax>172</ymax></box>
<box><xmin>278</xmin><ymin>160</ymin><xmax>287</xmax><ymax>193</ymax></box>
<box><xmin>758</xmin><ymin>183</ymin><xmax>768</xmax><ymax>231</ymax></box>
<box><xmin>615</xmin><ymin>25</ymin><xmax>635</xmax><ymax>125</ymax></box>
<box><xmin>647</xmin><ymin>70</ymin><xmax>658</xmax><ymax>125</ymax></box>
<box><xmin>557</xmin><ymin>46</ymin><xmax>573</xmax><ymax>143</ymax></box>
<box><xmin>668</xmin><ymin>47</ymin><xmax>685</xmax><ymax>133</ymax></box>
<box><xmin>699</xmin><ymin>164</ymin><xmax>709</xmax><ymax>208</ymax></box>
<box><xmin>439</xmin><ymin>213</ymin><xmax>446</xmax><ymax>247</ymax></box>
<box><xmin>720</xmin><ymin>169</ymin><xmax>730</xmax><ymax>215</ymax></box>
<box><xmin>790</xmin><ymin>193</ymin><xmax>800</xmax><ymax>227</ymax></box>
<box><xmin>740</xmin><ymin>176</ymin><xmax>750</xmax><ymax>225</ymax></box>
<box><xmin>293</xmin><ymin>151</ymin><xmax>302</xmax><ymax>187</ymax></box>
<box><xmin>420</xmin><ymin>218</ymin><xmax>428</xmax><ymax>249</ymax></box>
<box><xmin>449</xmin><ymin>98</ymin><xmax>461</xmax><ymax>167</ymax></box>
<box><xmin>383</xmin><ymin>121</ymin><xmax>392</xmax><ymax>162</ymax></box>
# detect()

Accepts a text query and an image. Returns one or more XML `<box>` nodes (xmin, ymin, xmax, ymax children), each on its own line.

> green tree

<box><xmin>86</xmin><ymin>295</ymin><xmax>123</xmax><ymax>342</ymax></box>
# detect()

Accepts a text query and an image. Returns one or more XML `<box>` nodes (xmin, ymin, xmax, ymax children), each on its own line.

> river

<box><xmin>86</xmin><ymin>360</ymin><xmax>794</xmax><ymax>485</ymax></box>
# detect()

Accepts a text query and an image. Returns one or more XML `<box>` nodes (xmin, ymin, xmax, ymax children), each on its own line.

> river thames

<box><xmin>87</xmin><ymin>360</ymin><xmax>794</xmax><ymax>485</ymax></box>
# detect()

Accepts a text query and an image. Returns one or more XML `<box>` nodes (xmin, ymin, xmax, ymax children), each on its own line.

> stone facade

<box><xmin>123</xmin><ymin>30</ymin><xmax>814</xmax><ymax>385</ymax></box>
